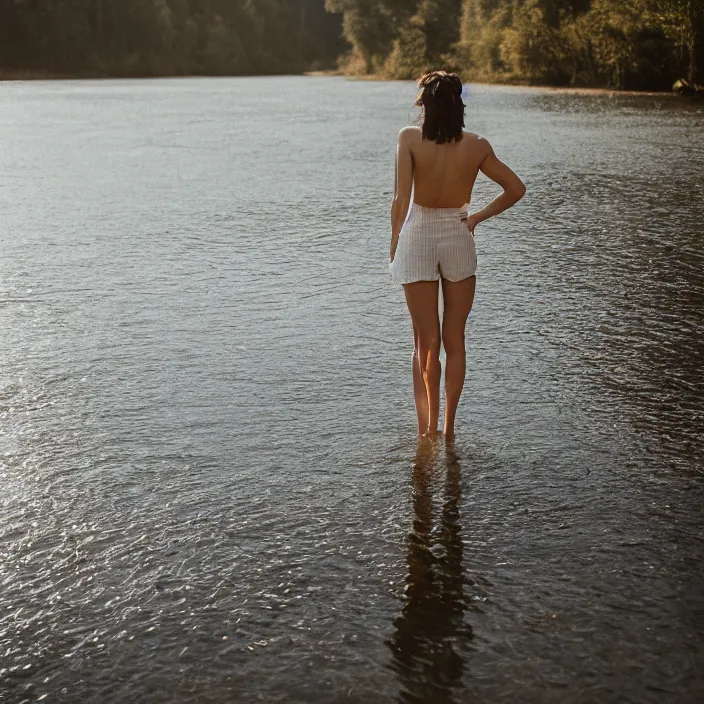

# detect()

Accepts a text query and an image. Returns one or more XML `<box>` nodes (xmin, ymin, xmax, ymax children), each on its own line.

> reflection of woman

<box><xmin>386</xmin><ymin>442</ymin><xmax>472</xmax><ymax>703</ymax></box>
<box><xmin>390</xmin><ymin>71</ymin><xmax>526</xmax><ymax>440</ymax></box>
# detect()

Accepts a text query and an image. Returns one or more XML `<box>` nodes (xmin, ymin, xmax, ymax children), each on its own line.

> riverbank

<box><xmin>305</xmin><ymin>70</ymin><xmax>677</xmax><ymax>97</ymax></box>
<box><xmin>0</xmin><ymin>68</ymin><xmax>313</xmax><ymax>82</ymax></box>
<box><xmin>0</xmin><ymin>68</ymin><xmax>681</xmax><ymax>97</ymax></box>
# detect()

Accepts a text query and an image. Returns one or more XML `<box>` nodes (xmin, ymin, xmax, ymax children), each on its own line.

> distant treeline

<box><xmin>1</xmin><ymin>0</ymin><xmax>702</xmax><ymax>89</ymax></box>
<box><xmin>0</xmin><ymin>0</ymin><xmax>345</xmax><ymax>77</ymax></box>
<box><xmin>331</xmin><ymin>0</ymin><xmax>704</xmax><ymax>90</ymax></box>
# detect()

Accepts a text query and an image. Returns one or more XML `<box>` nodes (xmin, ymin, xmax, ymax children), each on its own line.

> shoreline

<box><xmin>306</xmin><ymin>70</ymin><xmax>676</xmax><ymax>97</ymax></box>
<box><xmin>0</xmin><ymin>68</ymin><xmax>678</xmax><ymax>97</ymax></box>
<box><xmin>0</xmin><ymin>69</ymin><xmax>313</xmax><ymax>83</ymax></box>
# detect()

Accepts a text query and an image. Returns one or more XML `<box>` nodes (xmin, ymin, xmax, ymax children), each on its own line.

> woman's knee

<box><xmin>417</xmin><ymin>333</ymin><xmax>441</xmax><ymax>363</ymax></box>
<box><xmin>442</xmin><ymin>329</ymin><xmax>465</xmax><ymax>357</ymax></box>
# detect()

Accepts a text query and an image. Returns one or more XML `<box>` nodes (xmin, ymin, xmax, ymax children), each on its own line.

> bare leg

<box><xmin>411</xmin><ymin>323</ymin><xmax>430</xmax><ymax>435</ymax></box>
<box><xmin>441</xmin><ymin>276</ymin><xmax>476</xmax><ymax>442</ymax></box>
<box><xmin>404</xmin><ymin>281</ymin><xmax>441</xmax><ymax>437</ymax></box>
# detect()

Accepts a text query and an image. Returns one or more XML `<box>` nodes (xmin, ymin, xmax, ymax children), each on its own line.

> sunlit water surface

<box><xmin>1</xmin><ymin>77</ymin><xmax>703</xmax><ymax>703</ymax></box>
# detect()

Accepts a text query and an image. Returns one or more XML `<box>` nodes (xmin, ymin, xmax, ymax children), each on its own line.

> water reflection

<box><xmin>387</xmin><ymin>440</ymin><xmax>473</xmax><ymax>703</ymax></box>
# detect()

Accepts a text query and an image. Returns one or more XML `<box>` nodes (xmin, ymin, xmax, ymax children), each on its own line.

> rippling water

<box><xmin>1</xmin><ymin>77</ymin><xmax>703</xmax><ymax>703</ymax></box>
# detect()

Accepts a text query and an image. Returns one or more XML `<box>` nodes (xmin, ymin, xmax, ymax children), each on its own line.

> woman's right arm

<box><xmin>466</xmin><ymin>139</ymin><xmax>526</xmax><ymax>233</ymax></box>
<box><xmin>390</xmin><ymin>128</ymin><xmax>414</xmax><ymax>262</ymax></box>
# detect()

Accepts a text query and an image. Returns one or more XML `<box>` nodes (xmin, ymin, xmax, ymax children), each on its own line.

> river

<box><xmin>1</xmin><ymin>76</ymin><xmax>703</xmax><ymax>703</ymax></box>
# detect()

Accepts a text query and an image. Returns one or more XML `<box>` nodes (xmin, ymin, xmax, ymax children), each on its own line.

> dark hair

<box><xmin>414</xmin><ymin>70</ymin><xmax>465</xmax><ymax>144</ymax></box>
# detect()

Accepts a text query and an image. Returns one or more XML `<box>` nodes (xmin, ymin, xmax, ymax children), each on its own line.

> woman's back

<box><xmin>404</xmin><ymin>126</ymin><xmax>487</xmax><ymax>209</ymax></box>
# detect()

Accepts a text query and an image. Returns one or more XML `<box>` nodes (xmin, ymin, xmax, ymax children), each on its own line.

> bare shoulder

<box><xmin>462</xmin><ymin>131</ymin><xmax>494</xmax><ymax>156</ymax></box>
<box><xmin>398</xmin><ymin>125</ymin><xmax>421</xmax><ymax>144</ymax></box>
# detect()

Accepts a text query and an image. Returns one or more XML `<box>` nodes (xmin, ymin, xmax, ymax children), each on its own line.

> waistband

<box><xmin>408</xmin><ymin>202</ymin><xmax>468</xmax><ymax>219</ymax></box>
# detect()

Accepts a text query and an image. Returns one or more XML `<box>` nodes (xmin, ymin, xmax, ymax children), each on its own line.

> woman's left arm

<box><xmin>390</xmin><ymin>128</ymin><xmax>413</xmax><ymax>263</ymax></box>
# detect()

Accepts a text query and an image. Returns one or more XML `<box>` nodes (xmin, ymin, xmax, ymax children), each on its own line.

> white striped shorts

<box><xmin>389</xmin><ymin>203</ymin><xmax>477</xmax><ymax>284</ymax></box>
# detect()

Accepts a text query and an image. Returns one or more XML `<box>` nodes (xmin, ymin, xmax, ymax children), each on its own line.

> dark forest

<box><xmin>1</xmin><ymin>0</ymin><xmax>702</xmax><ymax>90</ymax></box>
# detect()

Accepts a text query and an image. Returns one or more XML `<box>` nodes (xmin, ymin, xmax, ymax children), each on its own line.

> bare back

<box><xmin>392</xmin><ymin>122</ymin><xmax>525</xmax><ymax>255</ymax></box>
<box><xmin>405</xmin><ymin>127</ymin><xmax>486</xmax><ymax>208</ymax></box>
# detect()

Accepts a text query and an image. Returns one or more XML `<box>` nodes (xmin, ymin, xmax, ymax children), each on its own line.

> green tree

<box><xmin>457</xmin><ymin>0</ymin><xmax>511</xmax><ymax>79</ymax></box>
<box><xmin>326</xmin><ymin>0</ymin><xmax>397</xmax><ymax>72</ymax></box>
<box><xmin>385</xmin><ymin>14</ymin><xmax>428</xmax><ymax>78</ymax></box>
<box><xmin>500</xmin><ymin>0</ymin><xmax>566</xmax><ymax>83</ymax></box>
<box><xmin>648</xmin><ymin>0</ymin><xmax>703</xmax><ymax>81</ymax></box>
<box><xmin>383</xmin><ymin>0</ymin><xmax>462</xmax><ymax>78</ymax></box>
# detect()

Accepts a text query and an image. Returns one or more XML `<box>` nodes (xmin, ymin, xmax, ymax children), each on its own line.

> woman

<box><xmin>389</xmin><ymin>71</ymin><xmax>526</xmax><ymax>441</ymax></box>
